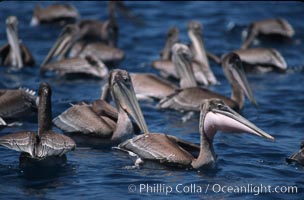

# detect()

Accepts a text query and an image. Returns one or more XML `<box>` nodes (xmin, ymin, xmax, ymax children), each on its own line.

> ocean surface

<box><xmin>0</xmin><ymin>1</ymin><xmax>304</xmax><ymax>200</ymax></box>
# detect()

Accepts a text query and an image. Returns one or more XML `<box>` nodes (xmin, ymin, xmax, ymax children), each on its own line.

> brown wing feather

<box><xmin>0</xmin><ymin>131</ymin><xmax>36</xmax><ymax>157</ymax></box>
<box><xmin>35</xmin><ymin>130</ymin><xmax>76</xmax><ymax>158</ymax></box>
<box><xmin>53</xmin><ymin>103</ymin><xmax>115</xmax><ymax>137</ymax></box>
<box><xmin>159</xmin><ymin>87</ymin><xmax>237</xmax><ymax>111</ymax></box>
<box><xmin>119</xmin><ymin>133</ymin><xmax>194</xmax><ymax>166</ymax></box>
<box><xmin>0</xmin><ymin>89</ymin><xmax>37</xmax><ymax>118</ymax></box>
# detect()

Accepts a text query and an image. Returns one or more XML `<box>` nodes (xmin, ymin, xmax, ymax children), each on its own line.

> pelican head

<box><xmin>222</xmin><ymin>53</ymin><xmax>258</xmax><ymax>108</ymax></box>
<box><xmin>41</xmin><ymin>24</ymin><xmax>80</xmax><ymax>66</ymax></box>
<box><xmin>109</xmin><ymin>69</ymin><xmax>149</xmax><ymax>134</ymax></box>
<box><xmin>191</xmin><ymin>98</ymin><xmax>274</xmax><ymax>169</ymax></box>
<box><xmin>6</xmin><ymin>16</ymin><xmax>23</xmax><ymax>68</ymax></box>
<box><xmin>187</xmin><ymin>20</ymin><xmax>203</xmax><ymax>36</ymax></box>
<box><xmin>160</xmin><ymin>26</ymin><xmax>179</xmax><ymax>60</ymax></box>
<box><xmin>167</xmin><ymin>27</ymin><xmax>179</xmax><ymax>44</ymax></box>
<box><xmin>201</xmin><ymin>98</ymin><xmax>274</xmax><ymax>142</ymax></box>
<box><xmin>171</xmin><ymin>43</ymin><xmax>197</xmax><ymax>88</ymax></box>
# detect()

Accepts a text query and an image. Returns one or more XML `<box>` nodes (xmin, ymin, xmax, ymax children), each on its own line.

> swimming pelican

<box><xmin>0</xmin><ymin>88</ymin><xmax>38</xmax><ymax>121</ymax></box>
<box><xmin>286</xmin><ymin>142</ymin><xmax>304</xmax><ymax>166</ymax></box>
<box><xmin>233</xmin><ymin>48</ymin><xmax>287</xmax><ymax>73</ymax></box>
<box><xmin>152</xmin><ymin>21</ymin><xmax>218</xmax><ymax>86</ymax></box>
<box><xmin>129</xmin><ymin>73</ymin><xmax>178</xmax><ymax>101</ymax></box>
<box><xmin>116</xmin><ymin>98</ymin><xmax>274</xmax><ymax>169</ymax></box>
<box><xmin>211</xmin><ymin>47</ymin><xmax>287</xmax><ymax>73</ymax></box>
<box><xmin>0</xmin><ymin>16</ymin><xmax>35</xmax><ymax>68</ymax></box>
<box><xmin>53</xmin><ymin>69</ymin><xmax>149</xmax><ymax>147</ymax></box>
<box><xmin>0</xmin><ymin>83</ymin><xmax>76</xmax><ymax>163</ymax></box>
<box><xmin>241</xmin><ymin>18</ymin><xmax>295</xmax><ymax>49</ymax></box>
<box><xmin>152</xmin><ymin>26</ymin><xmax>210</xmax><ymax>85</ymax></box>
<box><xmin>102</xmin><ymin>43</ymin><xmax>199</xmax><ymax>101</ymax></box>
<box><xmin>102</xmin><ymin>43</ymin><xmax>205</xmax><ymax>101</ymax></box>
<box><xmin>40</xmin><ymin>55</ymin><xmax>108</xmax><ymax>79</ymax></box>
<box><xmin>159</xmin><ymin>50</ymin><xmax>257</xmax><ymax>112</ymax></box>
<box><xmin>41</xmin><ymin>20</ymin><xmax>124</xmax><ymax>66</ymax></box>
<box><xmin>31</xmin><ymin>4</ymin><xmax>80</xmax><ymax>26</ymax></box>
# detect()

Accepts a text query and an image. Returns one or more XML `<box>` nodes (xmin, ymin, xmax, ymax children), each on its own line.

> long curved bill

<box><xmin>211</xmin><ymin>103</ymin><xmax>274</xmax><ymax>141</ymax></box>
<box><xmin>6</xmin><ymin>21</ymin><xmax>23</xmax><ymax>68</ymax></box>
<box><xmin>172</xmin><ymin>43</ymin><xmax>197</xmax><ymax>88</ymax></box>
<box><xmin>231</xmin><ymin>58</ymin><xmax>258</xmax><ymax>107</ymax></box>
<box><xmin>112</xmin><ymin>79</ymin><xmax>149</xmax><ymax>134</ymax></box>
<box><xmin>41</xmin><ymin>25</ymin><xmax>78</xmax><ymax>67</ymax></box>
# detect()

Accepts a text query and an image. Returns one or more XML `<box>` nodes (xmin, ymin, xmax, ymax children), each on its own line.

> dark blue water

<box><xmin>0</xmin><ymin>1</ymin><xmax>304</xmax><ymax>199</ymax></box>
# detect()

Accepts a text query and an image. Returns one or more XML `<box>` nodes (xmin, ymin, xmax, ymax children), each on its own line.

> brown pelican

<box><xmin>0</xmin><ymin>83</ymin><xmax>76</xmax><ymax>163</ymax></box>
<box><xmin>53</xmin><ymin>69</ymin><xmax>149</xmax><ymax>147</ymax></box>
<box><xmin>212</xmin><ymin>48</ymin><xmax>287</xmax><ymax>73</ymax></box>
<box><xmin>159</xmin><ymin>52</ymin><xmax>257</xmax><ymax>112</ymax></box>
<box><xmin>233</xmin><ymin>48</ymin><xmax>287</xmax><ymax>73</ymax></box>
<box><xmin>129</xmin><ymin>73</ymin><xmax>177</xmax><ymax>101</ymax></box>
<box><xmin>286</xmin><ymin>142</ymin><xmax>304</xmax><ymax>166</ymax></box>
<box><xmin>152</xmin><ymin>21</ymin><xmax>219</xmax><ymax>86</ymax></box>
<box><xmin>40</xmin><ymin>55</ymin><xmax>108</xmax><ymax>79</ymax></box>
<box><xmin>116</xmin><ymin>98</ymin><xmax>274</xmax><ymax>169</ymax></box>
<box><xmin>101</xmin><ymin>72</ymin><xmax>177</xmax><ymax>101</ymax></box>
<box><xmin>31</xmin><ymin>4</ymin><xmax>80</xmax><ymax>26</ymax></box>
<box><xmin>241</xmin><ymin>18</ymin><xmax>295</xmax><ymax>49</ymax></box>
<box><xmin>0</xmin><ymin>88</ymin><xmax>38</xmax><ymax>122</ymax></box>
<box><xmin>102</xmin><ymin>43</ymin><xmax>200</xmax><ymax>101</ymax></box>
<box><xmin>0</xmin><ymin>16</ymin><xmax>35</xmax><ymax>69</ymax></box>
<box><xmin>152</xmin><ymin>26</ymin><xmax>210</xmax><ymax>86</ymax></box>
<box><xmin>41</xmin><ymin>19</ymin><xmax>124</xmax><ymax>67</ymax></box>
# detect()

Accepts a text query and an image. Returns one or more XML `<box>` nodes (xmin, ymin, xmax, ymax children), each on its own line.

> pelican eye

<box><xmin>216</xmin><ymin>103</ymin><xmax>226</xmax><ymax>110</ymax></box>
<box><xmin>122</xmin><ymin>74</ymin><xmax>130</xmax><ymax>83</ymax></box>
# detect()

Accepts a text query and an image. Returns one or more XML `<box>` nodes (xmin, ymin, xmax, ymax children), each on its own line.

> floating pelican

<box><xmin>53</xmin><ymin>69</ymin><xmax>149</xmax><ymax>147</ymax></box>
<box><xmin>241</xmin><ymin>18</ymin><xmax>295</xmax><ymax>49</ymax></box>
<box><xmin>101</xmin><ymin>72</ymin><xmax>177</xmax><ymax>101</ymax></box>
<box><xmin>152</xmin><ymin>26</ymin><xmax>210</xmax><ymax>85</ymax></box>
<box><xmin>102</xmin><ymin>42</ymin><xmax>206</xmax><ymax>101</ymax></box>
<box><xmin>0</xmin><ymin>88</ymin><xmax>38</xmax><ymax>124</ymax></box>
<box><xmin>102</xmin><ymin>43</ymin><xmax>200</xmax><ymax>101</ymax></box>
<box><xmin>0</xmin><ymin>83</ymin><xmax>76</xmax><ymax>164</ymax></box>
<box><xmin>159</xmin><ymin>49</ymin><xmax>257</xmax><ymax>112</ymax></box>
<box><xmin>0</xmin><ymin>16</ymin><xmax>35</xmax><ymax>68</ymax></box>
<box><xmin>286</xmin><ymin>142</ymin><xmax>304</xmax><ymax>166</ymax></box>
<box><xmin>31</xmin><ymin>4</ymin><xmax>80</xmax><ymax>26</ymax></box>
<box><xmin>152</xmin><ymin>21</ymin><xmax>218</xmax><ymax>86</ymax></box>
<box><xmin>116</xmin><ymin>98</ymin><xmax>274</xmax><ymax>169</ymax></box>
<box><xmin>40</xmin><ymin>55</ymin><xmax>108</xmax><ymax>79</ymax></box>
<box><xmin>212</xmin><ymin>47</ymin><xmax>288</xmax><ymax>73</ymax></box>
<box><xmin>129</xmin><ymin>73</ymin><xmax>177</xmax><ymax>101</ymax></box>
<box><xmin>233</xmin><ymin>48</ymin><xmax>287</xmax><ymax>73</ymax></box>
<box><xmin>41</xmin><ymin>20</ymin><xmax>124</xmax><ymax>67</ymax></box>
